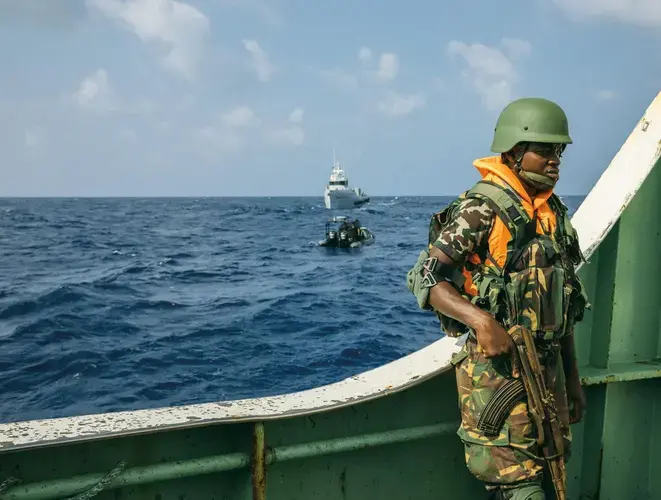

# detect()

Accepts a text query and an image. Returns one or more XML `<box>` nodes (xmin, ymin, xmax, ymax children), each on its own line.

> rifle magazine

<box><xmin>477</xmin><ymin>378</ymin><xmax>527</xmax><ymax>437</ymax></box>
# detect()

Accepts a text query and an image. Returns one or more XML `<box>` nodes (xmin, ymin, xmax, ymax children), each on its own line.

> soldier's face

<box><xmin>521</xmin><ymin>142</ymin><xmax>565</xmax><ymax>183</ymax></box>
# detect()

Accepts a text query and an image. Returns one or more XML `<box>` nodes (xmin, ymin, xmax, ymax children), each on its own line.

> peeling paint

<box><xmin>0</xmin><ymin>336</ymin><xmax>466</xmax><ymax>452</ymax></box>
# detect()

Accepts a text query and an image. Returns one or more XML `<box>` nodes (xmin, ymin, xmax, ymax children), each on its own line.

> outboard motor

<box><xmin>339</xmin><ymin>231</ymin><xmax>348</xmax><ymax>248</ymax></box>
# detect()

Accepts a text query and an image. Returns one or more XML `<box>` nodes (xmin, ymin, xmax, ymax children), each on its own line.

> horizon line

<box><xmin>0</xmin><ymin>193</ymin><xmax>589</xmax><ymax>199</ymax></box>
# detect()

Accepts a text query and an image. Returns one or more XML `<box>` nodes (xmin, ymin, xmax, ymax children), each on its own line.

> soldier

<box><xmin>407</xmin><ymin>97</ymin><xmax>589</xmax><ymax>499</ymax></box>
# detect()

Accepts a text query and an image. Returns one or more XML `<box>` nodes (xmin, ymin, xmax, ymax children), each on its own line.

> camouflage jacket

<box><xmin>432</xmin><ymin>196</ymin><xmax>494</xmax><ymax>272</ymax></box>
<box><xmin>407</xmin><ymin>185</ymin><xmax>589</xmax><ymax>340</ymax></box>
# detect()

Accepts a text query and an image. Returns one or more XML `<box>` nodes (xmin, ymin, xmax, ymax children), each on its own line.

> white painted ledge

<box><xmin>0</xmin><ymin>335</ymin><xmax>466</xmax><ymax>451</ymax></box>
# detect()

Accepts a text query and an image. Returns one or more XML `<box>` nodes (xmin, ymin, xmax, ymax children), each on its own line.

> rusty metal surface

<box><xmin>252</xmin><ymin>422</ymin><xmax>266</xmax><ymax>500</ymax></box>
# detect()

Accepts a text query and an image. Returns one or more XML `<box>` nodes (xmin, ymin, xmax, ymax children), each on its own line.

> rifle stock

<box><xmin>508</xmin><ymin>325</ymin><xmax>567</xmax><ymax>500</ymax></box>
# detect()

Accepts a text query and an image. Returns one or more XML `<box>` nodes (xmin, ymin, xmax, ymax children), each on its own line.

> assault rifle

<box><xmin>476</xmin><ymin>325</ymin><xmax>567</xmax><ymax>500</ymax></box>
<box><xmin>510</xmin><ymin>325</ymin><xmax>567</xmax><ymax>500</ymax></box>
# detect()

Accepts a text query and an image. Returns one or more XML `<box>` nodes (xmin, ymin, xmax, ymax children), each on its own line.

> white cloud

<box><xmin>268</xmin><ymin>107</ymin><xmax>305</xmax><ymax>147</ymax></box>
<box><xmin>288</xmin><ymin>107</ymin><xmax>304</xmax><ymax>123</ymax></box>
<box><xmin>447</xmin><ymin>41</ymin><xmax>514</xmax><ymax>79</ymax></box>
<box><xmin>552</xmin><ymin>0</ymin><xmax>661</xmax><ymax>26</ymax></box>
<box><xmin>501</xmin><ymin>38</ymin><xmax>532</xmax><ymax>59</ymax></box>
<box><xmin>473</xmin><ymin>79</ymin><xmax>512</xmax><ymax>111</ymax></box>
<box><xmin>243</xmin><ymin>39</ymin><xmax>275</xmax><ymax>82</ymax></box>
<box><xmin>72</xmin><ymin>68</ymin><xmax>114</xmax><ymax>112</ymax></box>
<box><xmin>317</xmin><ymin>68</ymin><xmax>359</xmax><ymax>91</ymax></box>
<box><xmin>377</xmin><ymin>91</ymin><xmax>425</xmax><ymax>117</ymax></box>
<box><xmin>221</xmin><ymin>106</ymin><xmax>258</xmax><ymax>127</ymax></box>
<box><xmin>197</xmin><ymin>105</ymin><xmax>304</xmax><ymax>154</ymax></box>
<box><xmin>356</xmin><ymin>48</ymin><xmax>400</xmax><ymax>83</ymax></box>
<box><xmin>358</xmin><ymin>47</ymin><xmax>372</xmax><ymax>64</ymax></box>
<box><xmin>376</xmin><ymin>53</ymin><xmax>399</xmax><ymax>82</ymax></box>
<box><xmin>319</xmin><ymin>48</ymin><xmax>422</xmax><ymax>118</ymax></box>
<box><xmin>447</xmin><ymin>38</ymin><xmax>531</xmax><ymax>111</ymax></box>
<box><xmin>196</xmin><ymin>105</ymin><xmax>258</xmax><ymax>153</ymax></box>
<box><xmin>86</xmin><ymin>0</ymin><xmax>209</xmax><ymax>79</ymax></box>
<box><xmin>319</xmin><ymin>48</ymin><xmax>402</xmax><ymax>89</ymax></box>
<box><xmin>196</xmin><ymin>126</ymin><xmax>244</xmax><ymax>153</ymax></box>
<box><xmin>595</xmin><ymin>89</ymin><xmax>616</xmax><ymax>101</ymax></box>
<box><xmin>267</xmin><ymin>126</ymin><xmax>304</xmax><ymax>147</ymax></box>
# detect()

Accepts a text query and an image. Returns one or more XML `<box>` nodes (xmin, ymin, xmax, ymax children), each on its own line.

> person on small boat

<box><xmin>347</xmin><ymin>219</ymin><xmax>360</xmax><ymax>241</ymax></box>
<box><xmin>352</xmin><ymin>219</ymin><xmax>362</xmax><ymax>239</ymax></box>
<box><xmin>407</xmin><ymin>97</ymin><xmax>589</xmax><ymax>499</ymax></box>
<box><xmin>326</xmin><ymin>218</ymin><xmax>365</xmax><ymax>247</ymax></box>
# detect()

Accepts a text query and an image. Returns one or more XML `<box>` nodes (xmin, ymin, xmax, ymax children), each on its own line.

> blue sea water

<box><xmin>0</xmin><ymin>195</ymin><xmax>585</xmax><ymax>423</ymax></box>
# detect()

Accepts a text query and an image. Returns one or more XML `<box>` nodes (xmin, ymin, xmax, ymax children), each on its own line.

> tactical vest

<box><xmin>427</xmin><ymin>180</ymin><xmax>589</xmax><ymax>340</ymax></box>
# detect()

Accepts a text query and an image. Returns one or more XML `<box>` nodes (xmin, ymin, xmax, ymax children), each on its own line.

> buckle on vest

<box><xmin>506</xmin><ymin>205</ymin><xmax>522</xmax><ymax>223</ymax></box>
<box><xmin>420</xmin><ymin>256</ymin><xmax>466</xmax><ymax>290</ymax></box>
<box><xmin>421</xmin><ymin>257</ymin><xmax>438</xmax><ymax>288</ymax></box>
<box><xmin>422</xmin><ymin>256</ymin><xmax>437</xmax><ymax>272</ymax></box>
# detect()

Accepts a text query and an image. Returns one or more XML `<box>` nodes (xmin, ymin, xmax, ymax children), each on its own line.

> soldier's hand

<box><xmin>474</xmin><ymin>316</ymin><xmax>511</xmax><ymax>358</ymax></box>
<box><xmin>566</xmin><ymin>375</ymin><xmax>587</xmax><ymax>424</ymax></box>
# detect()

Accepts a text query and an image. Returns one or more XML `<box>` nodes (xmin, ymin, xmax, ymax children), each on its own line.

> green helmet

<box><xmin>490</xmin><ymin>97</ymin><xmax>573</xmax><ymax>153</ymax></box>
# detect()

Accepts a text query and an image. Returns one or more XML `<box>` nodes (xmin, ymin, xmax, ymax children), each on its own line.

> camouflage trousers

<box><xmin>451</xmin><ymin>336</ymin><xmax>571</xmax><ymax>491</ymax></box>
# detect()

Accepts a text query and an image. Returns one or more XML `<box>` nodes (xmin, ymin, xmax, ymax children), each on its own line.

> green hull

<box><xmin>3</xmin><ymin>93</ymin><xmax>661</xmax><ymax>499</ymax></box>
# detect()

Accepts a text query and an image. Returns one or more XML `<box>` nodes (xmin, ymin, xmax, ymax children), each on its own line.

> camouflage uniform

<box><xmin>432</xmin><ymin>198</ymin><xmax>493</xmax><ymax>263</ymax></box>
<box><xmin>432</xmin><ymin>196</ymin><xmax>573</xmax><ymax>496</ymax></box>
<box><xmin>408</xmin><ymin>97</ymin><xmax>588</xmax><ymax>499</ymax></box>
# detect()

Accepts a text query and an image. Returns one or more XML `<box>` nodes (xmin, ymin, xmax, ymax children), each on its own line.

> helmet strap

<box><xmin>519</xmin><ymin>171</ymin><xmax>558</xmax><ymax>190</ymax></box>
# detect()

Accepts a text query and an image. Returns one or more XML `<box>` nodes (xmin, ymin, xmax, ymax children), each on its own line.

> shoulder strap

<box><xmin>547</xmin><ymin>194</ymin><xmax>585</xmax><ymax>265</ymax></box>
<box><xmin>547</xmin><ymin>194</ymin><xmax>571</xmax><ymax>234</ymax></box>
<box><xmin>428</xmin><ymin>180</ymin><xmax>536</xmax><ymax>272</ymax></box>
<box><xmin>466</xmin><ymin>180</ymin><xmax>536</xmax><ymax>265</ymax></box>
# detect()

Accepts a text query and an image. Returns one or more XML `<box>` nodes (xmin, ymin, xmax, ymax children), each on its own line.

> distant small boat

<box><xmin>323</xmin><ymin>153</ymin><xmax>370</xmax><ymax>210</ymax></box>
<box><xmin>318</xmin><ymin>215</ymin><xmax>374</xmax><ymax>249</ymax></box>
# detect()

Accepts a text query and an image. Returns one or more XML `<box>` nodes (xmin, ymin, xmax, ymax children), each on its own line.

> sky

<box><xmin>2</xmin><ymin>0</ymin><xmax>661</xmax><ymax>197</ymax></box>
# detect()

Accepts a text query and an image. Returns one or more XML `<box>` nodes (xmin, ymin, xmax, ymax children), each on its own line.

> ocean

<box><xmin>0</xmin><ymin>195</ymin><xmax>585</xmax><ymax>423</ymax></box>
